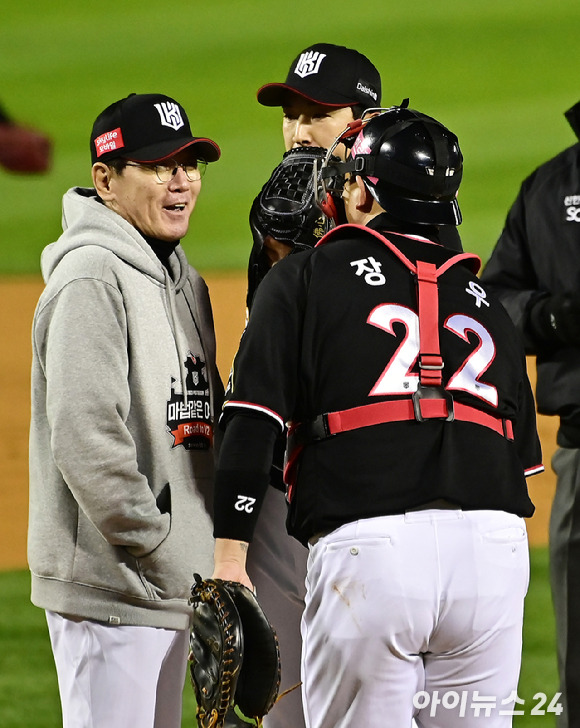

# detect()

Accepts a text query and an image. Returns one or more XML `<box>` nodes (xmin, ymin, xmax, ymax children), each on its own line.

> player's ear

<box><xmin>92</xmin><ymin>162</ymin><xmax>115</xmax><ymax>201</ymax></box>
<box><xmin>355</xmin><ymin>176</ymin><xmax>374</xmax><ymax>213</ymax></box>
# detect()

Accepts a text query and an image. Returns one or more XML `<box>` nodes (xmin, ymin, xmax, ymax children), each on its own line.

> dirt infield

<box><xmin>0</xmin><ymin>274</ymin><xmax>557</xmax><ymax>571</ymax></box>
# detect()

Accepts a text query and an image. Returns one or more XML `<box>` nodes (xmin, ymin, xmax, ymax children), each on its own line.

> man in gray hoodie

<box><xmin>28</xmin><ymin>93</ymin><xmax>223</xmax><ymax>728</ymax></box>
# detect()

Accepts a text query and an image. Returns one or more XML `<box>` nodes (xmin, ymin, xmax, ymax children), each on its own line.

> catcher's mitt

<box><xmin>189</xmin><ymin>574</ymin><xmax>281</xmax><ymax>728</ymax></box>
<box><xmin>247</xmin><ymin>147</ymin><xmax>343</xmax><ymax>308</ymax></box>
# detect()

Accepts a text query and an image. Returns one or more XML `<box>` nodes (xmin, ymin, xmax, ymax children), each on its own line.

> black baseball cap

<box><xmin>90</xmin><ymin>93</ymin><xmax>221</xmax><ymax>165</ymax></box>
<box><xmin>257</xmin><ymin>43</ymin><xmax>381</xmax><ymax>110</ymax></box>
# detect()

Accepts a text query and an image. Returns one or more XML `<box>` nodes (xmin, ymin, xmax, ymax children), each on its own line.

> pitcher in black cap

<box><xmin>258</xmin><ymin>43</ymin><xmax>382</xmax><ymax>153</ymax></box>
<box><xmin>28</xmin><ymin>93</ymin><xmax>223</xmax><ymax>728</ymax></box>
<box><xmin>238</xmin><ymin>44</ymin><xmax>385</xmax><ymax>728</ymax></box>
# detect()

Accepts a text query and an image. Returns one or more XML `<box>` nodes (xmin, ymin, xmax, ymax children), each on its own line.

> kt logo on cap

<box><xmin>154</xmin><ymin>102</ymin><xmax>185</xmax><ymax>131</ymax></box>
<box><xmin>294</xmin><ymin>51</ymin><xmax>326</xmax><ymax>78</ymax></box>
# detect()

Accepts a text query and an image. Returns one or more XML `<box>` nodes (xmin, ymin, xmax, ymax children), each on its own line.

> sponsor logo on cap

<box><xmin>357</xmin><ymin>82</ymin><xmax>378</xmax><ymax>101</ymax></box>
<box><xmin>154</xmin><ymin>102</ymin><xmax>185</xmax><ymax>131</ymax></box>
<box><xmin>94</xmin><ymin>128</ymin><xmax>124</xmax><ymax>158</ymax></box>
<box><xmin>294</xmin><ymin>51</ymin><xmax>327</xmax><ymax>78</ymax></box>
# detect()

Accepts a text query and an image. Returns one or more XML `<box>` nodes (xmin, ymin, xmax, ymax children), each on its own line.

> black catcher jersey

<box><xmin>221</xmin><ymin>221</ymin><xmax>542</xmax><ymax>546</ymax></box>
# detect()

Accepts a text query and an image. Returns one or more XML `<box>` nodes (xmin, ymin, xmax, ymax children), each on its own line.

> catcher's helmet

<box><xmin>321</xmin><ymin>105</ymin><xmax>463</xmax><ymax>226</ymax></box>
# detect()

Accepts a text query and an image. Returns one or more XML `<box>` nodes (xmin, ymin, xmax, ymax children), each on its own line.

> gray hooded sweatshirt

<box><xmin>29</xmin><ymin>187</ymin><xmax>223</xmax><ymax>630</ymax></box>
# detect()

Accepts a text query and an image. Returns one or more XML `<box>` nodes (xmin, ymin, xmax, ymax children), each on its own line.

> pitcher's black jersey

<box><xmin>219</xmin><ymin>220</ymin><xmax>541</xmax><ymax>546</ymax></box>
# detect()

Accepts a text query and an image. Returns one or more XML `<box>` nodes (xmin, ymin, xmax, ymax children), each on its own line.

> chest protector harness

<box><xmin>284</xmin><ymin>225</ymin><xmax>515</xmax><ymax>496</ymax></box>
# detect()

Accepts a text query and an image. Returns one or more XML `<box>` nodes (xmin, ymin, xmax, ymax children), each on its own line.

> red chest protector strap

<box><xmin>318</xmin><ymin>224</ymin><xmax>481</xmax><ymax>391</ymax></box>
<box><xmin>284</xmin><ymin>226</ymin><xmax>513</xmax><ymax>494</ymax></box>
<box><xmin>416</xmin><ymin>259</ymin><xmax>444</xmax><ymax>387</ymax></box>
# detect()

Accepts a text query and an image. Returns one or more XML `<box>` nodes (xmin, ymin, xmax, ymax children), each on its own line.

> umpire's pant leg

<box><xmin>550</xmin><ymin>446</ymin><xmax>580</xmax><ymax>728</ymax></box>
<box><xmin>246</xmin><ymin>486</ymin><xmax>307</xmax><ymax>728</ymax></box>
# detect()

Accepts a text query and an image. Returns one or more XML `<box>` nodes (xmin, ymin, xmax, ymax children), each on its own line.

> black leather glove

<box><xmin>189</xmin><ymin>574</ymin><xmax>281</xmax><ymax>728</ymax></box>
<box><xmin>246</xmin><ymin>148</ymin><xmax>343</xmax><ymax>309</ymax></box>
<box><xmin>528</xmin><ymin>293</ymin><xmax>580</xmax><ymax>346</ymax></box>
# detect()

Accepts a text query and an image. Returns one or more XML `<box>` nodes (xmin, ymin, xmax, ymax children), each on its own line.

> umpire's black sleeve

<box><xmin>480</xmin><ymin>173</ymin><xmax>543</xmax><ymax>352</ymax></box>
<box><xmin>213</xmin><ymin>413</ymin><xmax>280</xmax><ymax>543</ymax></box>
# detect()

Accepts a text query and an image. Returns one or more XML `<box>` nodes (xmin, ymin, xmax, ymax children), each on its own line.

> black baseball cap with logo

<box><xmin>90</xmin><ymin>93</ymin><xmax>221</xmax><ymax>165</ymax></box>
<box><xmin>257</xmin><ymin>43</ymin><xmax>381</xmax><ymax>110</ymax></box>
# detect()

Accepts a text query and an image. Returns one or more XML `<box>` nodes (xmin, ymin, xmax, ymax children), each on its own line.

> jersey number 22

<box><xmin>367</xmin><ymin>304</ymin><xmax>498</xmax><ymax>407</ymax></box>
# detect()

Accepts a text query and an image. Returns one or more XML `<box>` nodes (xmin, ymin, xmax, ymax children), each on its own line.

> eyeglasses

<box><xmin>125</xmin><ymin>159</ymin><xmax>207</xmax><ymax>183</ymax></box>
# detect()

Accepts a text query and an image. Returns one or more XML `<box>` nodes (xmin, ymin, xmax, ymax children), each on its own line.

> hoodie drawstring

<box><xmin>163</xmin><ymin>268</ymin><xmax>190</xmax><ymax>405</ymax></box>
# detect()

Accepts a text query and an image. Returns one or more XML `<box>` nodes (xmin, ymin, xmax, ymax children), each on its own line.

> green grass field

<box><xmin>1</xmin><ymin>0</ymin><xmax>579</xmax><ymax>273</ymax></box>
<box><xmin>0</xmin><ymin>550</ymin><xmax>559</xmax><ymax>727</ymax></box>
<box><xmin>1</xmin><ymin>0</ymin><xmax>575</xmax><ymax>724</ymax></box>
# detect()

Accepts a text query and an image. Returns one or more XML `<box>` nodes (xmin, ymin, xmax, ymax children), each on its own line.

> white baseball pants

<box><xmin>46</xmin><ymin>611</ymin><xmax>189</xmax><ymax>728</ymax></box>
<box><xmin>302</xmin><ymin>508</ymin><xmax>529</xmax><ymax>728</ymax></box>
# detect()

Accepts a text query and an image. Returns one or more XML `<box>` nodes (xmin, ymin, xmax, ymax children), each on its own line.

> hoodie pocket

<box><xmin>71</xmin><ymin>511</ymin><xmax>161</xmax><ymax>600</ymax></box>
<box><xmin>135</xmin><ymin>477</ymin><xmax>215</xmax><ymax>600</ymax></box>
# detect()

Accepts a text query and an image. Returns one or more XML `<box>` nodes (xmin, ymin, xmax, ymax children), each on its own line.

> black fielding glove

<box><xmin>528</xmin><ymin>293</ymin><xmax>580</xmax><ymax>346</ymax></box>
<box><xmin>246</xmin><ymin>148</ymin><xmax>342</xmax><ymax>308</ymax></box>
<box><xmin>189</xmin><ymin>575</ymin><xmax>281</xmax><ymax>728</ymax></box>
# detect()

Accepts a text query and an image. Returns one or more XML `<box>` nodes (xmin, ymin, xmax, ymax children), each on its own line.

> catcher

<box><xmin>212</xmin><ymin>105</ymin><xmax>543</xmax><ymax>728</ymax></box>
